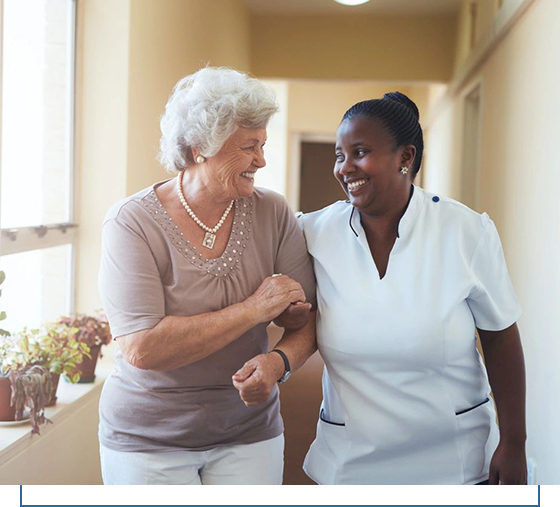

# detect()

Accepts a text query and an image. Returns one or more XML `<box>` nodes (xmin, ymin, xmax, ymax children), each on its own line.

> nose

<box><xmin>253</xmin><ymin>146</ymin><xmax>266</xmax><ymax>169</ymax></box>
<box><xmin>338</xmin><ymin>157</ymin><xmax>355</xmax><ymax>176</ymax></box>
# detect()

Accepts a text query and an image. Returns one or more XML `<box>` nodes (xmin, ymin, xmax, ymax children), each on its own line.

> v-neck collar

<box><xmin>349</xmin><ymin>184</ymin><xmax>424</xmax><ymax>240</ymax></box>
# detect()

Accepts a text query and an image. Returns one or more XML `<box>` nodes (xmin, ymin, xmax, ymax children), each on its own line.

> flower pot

<box><xmin>0</xmin><ymin>376</ymin><xmax>16</xmax><ymax>422</ymax></box>
<box><xmin>45</xmin><ymin>373</ymin><xmax>60</xmax><ymax>407</ymax></box>
<box><xmin>77</xmin><ymin>344</ymin><xmax>101</xmax><ymax>383</ymax></box>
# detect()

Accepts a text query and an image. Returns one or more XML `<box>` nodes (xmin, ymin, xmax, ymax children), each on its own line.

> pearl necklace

<box><xmin>176</xmin><ymin>171</ymin><xmax>234</xmax><ymax>249</ymax></box>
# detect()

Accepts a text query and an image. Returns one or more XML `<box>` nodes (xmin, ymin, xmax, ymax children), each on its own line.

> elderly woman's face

<box><xmin>205</xmin><ymin>127</ymin><xmax>267</xmax><ymax>199</ymax></box>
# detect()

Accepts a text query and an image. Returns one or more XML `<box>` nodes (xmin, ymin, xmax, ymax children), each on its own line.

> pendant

<box><xmin>203</xmin><ymin>232</ymin><xmax>216</xmax><ymax>249</ymax></box>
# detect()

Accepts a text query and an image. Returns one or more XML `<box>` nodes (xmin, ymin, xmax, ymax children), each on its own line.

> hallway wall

<box><xmin>423</xmin><ymin>0</ymin><xmax>560</xmax><ymax>483</ymax></box>
<box><xmin>251</xmin><ymin>14</ymin><xmax>457</xmax><ymax>82</ymax></box>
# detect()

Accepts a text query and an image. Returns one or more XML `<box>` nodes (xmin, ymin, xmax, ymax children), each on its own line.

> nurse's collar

<box><xmin>348</xmin><ymin>185</ymin><xmax>424</xmax><ymax>239</ymax></box>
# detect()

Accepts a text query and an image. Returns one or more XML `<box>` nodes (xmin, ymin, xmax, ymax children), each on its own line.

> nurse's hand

<box><xmin>489</xmin><ymin>441</ymin><xmax>527</xmax><ymax>484</ymax></box>
<box><xmin>232</xmin><ymin>353</ymin><xmax>284</xmax><ymax>407</ymax></box>
<box><xmin>273</xmin><ymin>301</ymin><xmax>312</xmax><ymax>331</ymax></box>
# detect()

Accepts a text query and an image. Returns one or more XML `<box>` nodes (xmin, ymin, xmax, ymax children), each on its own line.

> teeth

<box><xmin>347</xmin><ymin>179</ymin><xmax>368</xmax><ymax>190</ymax></box>
<box><xmin>241</xmin><ymin>172</ymin><xmax>255</xmax><ymax>179</ymax></box>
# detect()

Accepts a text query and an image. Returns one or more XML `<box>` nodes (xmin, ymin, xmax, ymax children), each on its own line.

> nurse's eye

<box><xmin>335</xmin><ymin>153</ymin><xmax>344</xmax><ymax>163</ymax></box>
<box><xmin>356</xmin><ymin>149</ymin><xmax>368</xmax><ymax>157</ymax></box>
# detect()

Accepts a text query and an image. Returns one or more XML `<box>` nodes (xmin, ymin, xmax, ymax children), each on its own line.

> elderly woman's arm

<box><xmin>479</xmin><ymin>323</ymin><xmax>527</xmax><ymax>485</ymax></box>
<box><xmin>232</xmin><ymin>311</ymin><xmax>317</xmax><ymax>406</ymax></box>
<box><xmin>118</xmin><ymin>275</ymin><xmax>306</xmax><ymax>371</ymax></box>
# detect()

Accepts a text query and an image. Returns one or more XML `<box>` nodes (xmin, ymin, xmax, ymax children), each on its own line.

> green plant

<box><xmin>57</xmin><ymin>313</ymin><xmax>112</xmax><ymax>352</ymax></box>
<box><xmin>0</xmin><ymin>271</ymin><xmax>9</xmax><ymax>338</ymax></box>
<box><xmin>7</xmin><ymin>325</ymin><xmax>91</xmax><ymax>384</ymax></box>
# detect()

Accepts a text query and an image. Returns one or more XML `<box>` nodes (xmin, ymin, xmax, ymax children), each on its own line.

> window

<box><xmin>0</xmin><ymin>0</ymin><xmax>77</xmax><ymax>333</ymax></box>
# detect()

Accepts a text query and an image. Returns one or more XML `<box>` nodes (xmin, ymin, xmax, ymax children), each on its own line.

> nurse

<box><xmin>299</xmin><ymin>93</ymin><xmax>527</xmax><ymax>485</ymax></box>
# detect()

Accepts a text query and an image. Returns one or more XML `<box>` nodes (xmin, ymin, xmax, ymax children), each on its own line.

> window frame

<box><xmin>0</xmin><ymin>0</ymin><xmax>78</xmax><ymax>314</ymax></box>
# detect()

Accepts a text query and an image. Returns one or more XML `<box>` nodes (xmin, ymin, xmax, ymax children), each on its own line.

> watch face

<box><xmin>279</xmin><ymin>370</ymin><xmax>291</xmax><ymax>384</ymax></box>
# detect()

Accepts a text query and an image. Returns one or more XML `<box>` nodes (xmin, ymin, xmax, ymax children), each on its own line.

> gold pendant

<box><xmin>203</xmin><ymin>232</ymin><xmax>216</xmax><ymax>249</ymax></box>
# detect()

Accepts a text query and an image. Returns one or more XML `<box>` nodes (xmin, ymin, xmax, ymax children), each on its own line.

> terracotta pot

<box><xmin>77</xmin><ymin>344</ymin><xmax>101</xmax><ymax>383</ymax></box>
<box><xmin>0</xmin><ymin>376</ymin><xmax>16</xmax><ymax>422</ymax></box>
<box><xmin>45</xmin><ymin>373</ymin><xmax>60</xmax><ymax>407</ymax></box>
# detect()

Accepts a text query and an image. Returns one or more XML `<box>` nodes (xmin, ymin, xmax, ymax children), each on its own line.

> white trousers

<box><xmin>100</xmin><ymin>434</ymin><xmax>284</xmax><ymax>485</ymax></box>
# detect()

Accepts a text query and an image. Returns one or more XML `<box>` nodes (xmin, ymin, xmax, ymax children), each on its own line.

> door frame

<box><xmin>287</xmin><ymin>132</ymin><xmax>337</xmax><ymax>211</ymax></box>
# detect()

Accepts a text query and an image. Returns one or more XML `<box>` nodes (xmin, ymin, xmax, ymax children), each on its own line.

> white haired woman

<box><xmin>98</xmin><ymin>68</ymin><xmax>317</xmax><ymax>485</ymax></box>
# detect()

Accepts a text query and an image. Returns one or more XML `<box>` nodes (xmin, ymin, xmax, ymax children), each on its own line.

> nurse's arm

<box><xmin>232</xmin><ymin>311</ymin><xmax>317</xmax><ymax>406</ymax></box>
<box><xmin>478</xmin><ymin>323</ymin><xmax>527</xmax><ymax>485</ymax></box>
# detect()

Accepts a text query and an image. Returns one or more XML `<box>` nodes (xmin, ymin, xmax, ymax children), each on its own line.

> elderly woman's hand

<box><xmin>232</xmin><ymin>353</ymin><xmax>285</xmax><ymax>406</ymax></box>
<box><xmin>244</xmin><ymin>275</ymin><xmax>306</xmax><ymax>324</ymax></box>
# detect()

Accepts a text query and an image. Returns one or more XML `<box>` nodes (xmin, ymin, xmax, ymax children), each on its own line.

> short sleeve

<box><xmin>466</xmin><ymin>218</ymin><xmax>522</xmax><ymax>331</ymax></box>
<box><xmin>274</xmin><ymin>206</ymin><xmax>317</xmax><ymax>309</ymax></box>
<box><xmin>98</xmin><ymin>216</ymin><xmax>165</xmax><ymax>338</ymax></box>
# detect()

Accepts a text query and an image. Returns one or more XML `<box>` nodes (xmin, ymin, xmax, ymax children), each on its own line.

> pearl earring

<box><xmin>400</xmin><ymin>166</ymin><xmax>409</xmax><ymax>175</ymax></box>
<box><xmin>196</xmin><ymin>155</ymin><xmax>206</xmax><ymax>164</ymax></box>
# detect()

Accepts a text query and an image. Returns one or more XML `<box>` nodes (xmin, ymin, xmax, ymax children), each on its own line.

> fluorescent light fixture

<box><xmin>333</xmin><ymin>0</ymin><xmax>371</xmax><ymax>5</ymax></box>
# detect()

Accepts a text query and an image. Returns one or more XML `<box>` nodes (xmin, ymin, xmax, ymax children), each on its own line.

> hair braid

<box><xmin>342</xmin><ymin>92</ymin><xmax>424</xmax><ymax>176</ymax></box>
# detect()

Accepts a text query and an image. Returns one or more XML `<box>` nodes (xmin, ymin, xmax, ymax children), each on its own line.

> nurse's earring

<box><xmin>400</xmin><ymin>166</ymin><xmax>409</xmax><ymax>175</ymax></box>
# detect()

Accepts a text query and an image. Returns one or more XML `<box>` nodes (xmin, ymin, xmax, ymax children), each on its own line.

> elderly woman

<box><xmin>98</xmin><ymin>68</ymin><xmax>316</xmax><ymax>485</ymax></box>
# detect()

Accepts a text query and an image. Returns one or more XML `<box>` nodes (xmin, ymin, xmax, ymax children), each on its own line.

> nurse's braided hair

<box><xmin>342</xmin><ymin>92</ymin><xmax>424</xmax><ymax>176</ymax></box>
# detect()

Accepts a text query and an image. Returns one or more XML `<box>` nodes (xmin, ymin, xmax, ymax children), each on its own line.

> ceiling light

<box><xmin>333</xmin><ymin>0</ymin><xmax>371</xmax><ymax>6</ymax></box>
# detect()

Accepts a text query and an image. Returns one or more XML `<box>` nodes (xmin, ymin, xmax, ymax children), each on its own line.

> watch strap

<box><xmin>270</xmin><ymin>348</ymin><xmax>290</xmax><ymax>382</ymax></box>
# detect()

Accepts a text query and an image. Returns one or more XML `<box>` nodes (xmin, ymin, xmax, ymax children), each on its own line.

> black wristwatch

<box><xmin>270</xmin><ymin>349</ymin><xmax>291</xmax><ymax>384</ymax></box>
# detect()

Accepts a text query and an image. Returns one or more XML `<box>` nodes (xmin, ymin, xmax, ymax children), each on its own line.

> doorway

<box><xmin>299</xmin><ymin>141</ymin><xmax>347</xmax><ymax>213</ymax></box>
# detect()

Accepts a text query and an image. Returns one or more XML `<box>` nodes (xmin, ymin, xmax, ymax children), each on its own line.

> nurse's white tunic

<box><xmin>300</xmin><ymin>185</ymin><xmax>522</xmax><ymax>485</ymax></box>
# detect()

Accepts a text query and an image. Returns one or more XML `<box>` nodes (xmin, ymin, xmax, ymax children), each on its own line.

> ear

<box><xmin>189</xmin><ymin>147</ymin><xmax>200</xmax><ymax>163</ymax></box>
<box><xmin>400</xmin><ymin>145</ymin><xmax>417</xmax><ymax>169</ymax></box>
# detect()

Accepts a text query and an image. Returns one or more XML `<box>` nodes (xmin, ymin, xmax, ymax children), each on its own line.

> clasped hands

<box><xmin>233</xmin><ymin>274</ymin><xmax>311</xmax><ymax>406</ymax></box>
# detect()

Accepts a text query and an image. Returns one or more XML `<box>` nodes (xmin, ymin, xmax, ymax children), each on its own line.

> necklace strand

<box><xmin>176</xmin><ymin>172</ymin><xmax>234</xmax><ymax>234</ymax></box>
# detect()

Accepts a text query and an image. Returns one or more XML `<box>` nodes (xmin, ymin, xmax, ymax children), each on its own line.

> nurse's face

<box><xmin>334</xmin><ymin>116</ymin><xmax>415</xmax><ymax>215</ymax></box>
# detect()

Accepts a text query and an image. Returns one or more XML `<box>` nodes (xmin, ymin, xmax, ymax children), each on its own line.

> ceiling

<box><xmin>243</xmin><ymin>0</ymin><xmax>463</xmax><ymax>17</ymax></box>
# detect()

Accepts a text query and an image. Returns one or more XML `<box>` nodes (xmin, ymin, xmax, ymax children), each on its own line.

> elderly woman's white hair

<box><xmin>158</xmin><ymin>67</ymin><xmax>279</xmax><ymax>173</ymax></box>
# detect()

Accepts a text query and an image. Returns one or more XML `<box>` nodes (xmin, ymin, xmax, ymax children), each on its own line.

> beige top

<box><xmin>98</xmin><ymin>182</ymin><xmax>316</xmax><ymax>452</ymax></box>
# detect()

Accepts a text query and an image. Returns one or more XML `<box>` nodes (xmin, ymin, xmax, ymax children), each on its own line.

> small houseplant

<box><xmin>56</xmin><ymin>314</ymin><xmax>111</xmax><ymax>383</ymax></box>
<box><xmin>0</xmin><ymin>333</ymin><xmax>55</xmax><ymax>434</ymax></box>
<box><xmin>5</xmin><ymin>324</ymin><xmax>89</xmax><ymax>403</ymax></box>
<box><xmin>0</xmin><ymin>272</ymin><xmax>89</xmax><ymax>433</ymax></box>
<box><xmin>31</xmin><ymin>324</ymin><xmax>91</xmax><ymax>402</ymax></box>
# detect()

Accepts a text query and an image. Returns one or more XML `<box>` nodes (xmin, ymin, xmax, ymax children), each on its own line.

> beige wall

<box><xmin>75</xmin><ymin>0</ymin><xmax>130</xmax><ymax>314</ymax></box>
<box><xmin>251</xmin><ymin>14</ymin><xmax>457</xmax><ymax>82</ymax></box>
<box><xmin>423</xmin><ymin>0</ymin><xmax>560</xmax><ymax>483</ymax></box>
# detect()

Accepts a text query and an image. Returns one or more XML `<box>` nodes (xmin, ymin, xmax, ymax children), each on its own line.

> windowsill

<box><xmin>0</xmin><ymin>343</ymin><xmax>115</xmax><ymax>464</ymax></box>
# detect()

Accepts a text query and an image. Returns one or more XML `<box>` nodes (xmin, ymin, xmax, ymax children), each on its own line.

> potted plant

<box><xmin>36</xmin><ymin>324</ymin><xmax>91</xmax><ymax>403</ymax></box>
<box><xmin>56</xmin><ymin>314</ymin><xmax>112</xmax><ymax>383</ymax></box>
<box><xmin>0</xmin><ymin>272</ymin><xmax>89</xmax><ymax>433</ymax></box>
<box><xmin>4</xmin><ymin>326</ymin><xmax>89</xmax><ymax>406</ymax></box>
<box><xmin>0</xmin><ymin>333</ymin><xmax>54</xmax><ymax>434</ymax></box>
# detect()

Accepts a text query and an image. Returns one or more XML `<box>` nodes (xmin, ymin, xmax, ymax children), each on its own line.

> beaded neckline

<box><xmin>141</xmin><ymin>190</ymin><xmax>253</xmax><ymax>278</ymax></box>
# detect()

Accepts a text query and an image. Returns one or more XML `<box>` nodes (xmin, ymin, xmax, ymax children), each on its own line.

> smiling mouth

<box><xmin>347</xmin><ymin>179</ymin><xmax>369</xmax><ymax>191</ymax></box>
<box><xmin>241</xmin><ymin>171</ymin><xmax>256</xmax><ymax>180</ymax></box>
